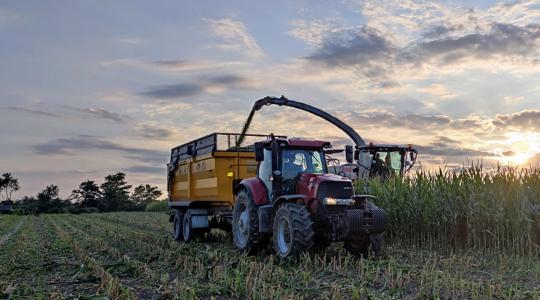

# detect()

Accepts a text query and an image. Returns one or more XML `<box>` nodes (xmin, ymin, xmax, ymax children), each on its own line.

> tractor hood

<box><xmin>296</xmin><ymin>173</ymin><xmax>354</xmax><ymax>200</ymax></box>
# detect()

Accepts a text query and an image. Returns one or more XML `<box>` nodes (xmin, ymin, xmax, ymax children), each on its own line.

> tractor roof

<box><xmin>259</xmin><ymin>137</ymin><xmax>331</xmax><ymax>149</ymax></box>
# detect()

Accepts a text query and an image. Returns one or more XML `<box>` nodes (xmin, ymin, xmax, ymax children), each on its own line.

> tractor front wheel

<box><xmin>272</xmin><ymin>203</ymin><xmax>314</xmax><ymax>259</ymax></box>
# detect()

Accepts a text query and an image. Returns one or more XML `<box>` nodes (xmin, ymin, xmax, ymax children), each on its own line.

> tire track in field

<box><xmin>0</xmin><ymin>218</ymin><xmax>25</xmax><ymax>246</ymax></box>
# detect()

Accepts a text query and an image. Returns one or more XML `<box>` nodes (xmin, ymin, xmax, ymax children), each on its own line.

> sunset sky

<box><xmin>1</xmin><ymin>0</ymin><xmax>540</xmax><ymax>197</ymax></box>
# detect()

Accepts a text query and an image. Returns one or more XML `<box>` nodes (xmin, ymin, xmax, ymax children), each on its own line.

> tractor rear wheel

<box><xmin>232</xmin><ymin>189</ymin><xmax>268</xmax><ymax>253</ymax></box>
<box><xmin>272</xmin><ymin>203</ymin><xmax>314</xmax><ymax>259</ymax></box>
<box><xmin>173</xmin><ymin>211</ymin><xmax>184</xmax><ymax>241</ymax></box>
<box><xmin>344</xmin><ymin>232</ymin><xmax>385</xmax><ymax>258</ymax></box>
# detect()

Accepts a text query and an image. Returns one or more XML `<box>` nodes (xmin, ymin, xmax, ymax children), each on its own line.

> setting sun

<box><xmin>500</xmin><ymin>132</ymin><xmax>540</xmax><ymax>165</ymax></box>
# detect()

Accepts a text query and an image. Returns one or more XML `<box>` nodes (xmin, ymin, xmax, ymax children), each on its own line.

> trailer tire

<box><xmin>344</xmin><ymin>232</ymin><xmax>384</xmax><ymax>258</ymax></box>
<box><xmin>173</xmin><ymin>211</ymin><xmax>184</xmax><ymax>241</ymax></box>
<box><xmin>232</xmin><ymin>189</ymin><xmax>267</xmax><ymax>253</ymax></box>
<box><xmin>182</xmin><ymin>211</ymin><xmax>203</xmax><ymax>242</ymax></box>
<box><xmin>272</xmin><ymin>203</ymin><xmax>314</xmax><ymax>259</ymax></box>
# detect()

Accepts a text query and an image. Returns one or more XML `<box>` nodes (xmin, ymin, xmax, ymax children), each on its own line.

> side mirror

<box><xmin>255</xmin><ymin>143</ymin><xmax>264</xmax><ymax>161</ymax></box>
<box><xmin>345</xmin><ymin>145</ymin><xmax>354</xmax><ymax>164</ymax></box>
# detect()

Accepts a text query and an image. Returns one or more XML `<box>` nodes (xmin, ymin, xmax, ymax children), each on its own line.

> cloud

<box><xmin>418</xmin><ymin>84</ymin><xmax>457</xmax><ymax>99</ymax></box>
<box><xmin>306</xmin><ymin>26</ymin><xmax>394</xmax><ymax>67</ymax></box>
<box><xmin>124</xmin><ymin>165</ymin><xmax>164</xmax><ymax>175</ymax></box>
<box><xmin>34</xmin><ymin>135</ymin><xmax>167</xmax><ymax>164</ymax></box>
<box><xmin>77</xmin><ymin>108</ymin><xmax>129</xmax><ymax>123</ymax></box>
<box><xmin>141</xmin><ymin>83</ymin><xmax>204</xmax><ymax>99</ymax></box>
<box><xmin>288</xmin><ymin>18</ymin><xmax>341</xmax><ymax>47</ymax></box>
<box><xmin>411</xmin><ymin>23</ymin><xmax>540</xmax><ymax>66</ymax></box>
<box><xmin>100</xmin><ymin>58</ymin><xmax>245</xmax><ymax>73</ymax></box>
<box><xmin>1</xmin><ymin>106</ymin><xmax>62</xmax><ymax>118</ymax></box>
<box><xmin>297</xmin><ymin>17</ymin><xmax>540</xmax><ymax>86</ymax></box>
<box><xmin>206</xmin><ymin>18</ymin><xmax>264</xmax><ymax>58</ymax></box>
<box><xmin>416</xmin><ymin>136</ymin><xmax>494</xmax><ymax>157</ymax></box>
<box><xmin>492</xmin><ymin>110</ymin><xmax>540</xmax><ymax>130</ymax></box>
<box><xmin>135</xmin><ymin>124</ymin><xmax>174</xmax><ymax>140</ymax></box>
<box><xmin>141</xmin><ymin>74</ymin><xmax>257</xmax><ymax>99</ymax></box>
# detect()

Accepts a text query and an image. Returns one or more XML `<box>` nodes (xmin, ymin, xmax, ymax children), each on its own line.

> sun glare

<box><xmin>501</xmin><ymin>132</ymin><xmax>540</xmax><ymax>165</ymax></box>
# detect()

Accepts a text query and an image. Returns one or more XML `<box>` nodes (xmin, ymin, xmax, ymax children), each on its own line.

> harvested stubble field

<box><xmin>1</xmin><ymin>168</ymin><xmax>540</xmax><ymax>299</ymax></box>
<box><xmin>0</xmin><ymin>212</ymin><xmax>537</xmax><ymax>299</ymax></box>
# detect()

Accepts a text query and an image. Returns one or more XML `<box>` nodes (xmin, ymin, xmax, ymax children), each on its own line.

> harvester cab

<box><xmin>355</xmin><ymin>144</ymin><xmax>418</xmax><ymax>180</ymax></box>
<box><xmin>232</xmin><ymin>135</ymin><xmax>387</xmax><ymax>259</ymax></box>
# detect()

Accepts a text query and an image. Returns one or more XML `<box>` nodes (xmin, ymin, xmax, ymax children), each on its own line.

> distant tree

<box><xmin>16</xmin><ymin>196</ymin><xmax>39</xmax><ymax>215</ymax></box>
<box><xmin>37</xmin><ymin>185</ymin><xmax>65</xmax><ymax>213</ymax></box>
<box><xmin>0</xmin><ymin>173</ymin><xmax>20</xmax><ymax>201</ymax></box>
<box><xmin>131</xmin><ymin>184</ymin><xmax>162</xmax><ymax>209</ymax></box>
<box><xmin>71</xmin><ymin>180</ymin><xmax>101</xmax><ymax>208</ymax></box>
<box><xmin>100</xmin><ymin>172</ymin><xmax>132</xmax><ymax>211</ymax></box>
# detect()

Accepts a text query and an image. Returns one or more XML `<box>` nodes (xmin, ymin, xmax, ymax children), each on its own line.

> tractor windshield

<box><xmin>282</xmin><ymin>149</ymin><xmax>325</xmax><ymax>193</ymax></box>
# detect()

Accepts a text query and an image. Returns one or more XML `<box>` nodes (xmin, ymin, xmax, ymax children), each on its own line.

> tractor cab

<box><xmin>356</xmin><ymin>144</ymin><xmax>418</xmax><ymax>180</ymax></box>
<box><xmin>254</xmin><ymin>137</ymin><xmax>331</xmax><ymax>199</ymax></box>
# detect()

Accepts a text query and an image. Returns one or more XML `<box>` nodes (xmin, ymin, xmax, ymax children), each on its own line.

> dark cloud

<box><xmin>152</xmin><ymin>59</ymin><xmax>187</xmax><ymax>67</ymax></box>
<box><xmin>348</xmin><ymin>111</ymin><xmax>452</xmax><ymax>130</ymax></box>
<box><xmin>141</xmin><ymin>74</ymin><xmax>254</xmax><ymax>99</ymax></box>
<box><xmin>416</xmin><ymin>142</ymin><xmax>493</xmax><ymax>157</ymax></box>
<box><xmin>304</xmin><ymin>22</ymin><xmax>540</xmax><ymax>83</ymax></box>
<box><xmin>422</xmin><ymin>24</ymin><xmax>465</xmax><ymax>39</ymax></box>
<box><xmin>34</xmin><ymin>135</ymin><xmax>167</xmax><ymax>163</ymax></box>
<box><xmin>502</xmin><ymin>150</ymin><xmax>516</xmax><ymax>157</ymax></box>
<box><xmin>413</xmin><ymin>23</ymin><xmax>540</xmax><ymax>65</ymax></box>
<box><xmin>77</xmin><ymin>108</ymin><xmax>129</xmax><ymax>123</ymax></box>
<box><xmin>124</xmin><ymin>165</ymin><xmax>164</xmax><ymax>174</ymax></box>
<box><xmin>206</xmin><ymin>74</ymin><xmax>247</xmax><ymax>85</ymax></box>
<box><xmin>136</xmin><ymin>124</ymin><xmax>174</xmax><ymax>140</ymax></box>
<box><xmin>142</xmin><ymin>83</ymin><xmax>204</xmax><ymax>99</ymax></box>
<box><xmin>1</xmin><ymin>106</ymin><xmax>61</xmax><ymax>118</ymax></box>
<box><xmin>492</xmin><ymin>110</ymin><xmax>540</xmax><ymax>130</ymax></box>
<box><xmin>307</xmin><ymin>26</ymin><xmax>393</xmax><ymax>66</ymax></box>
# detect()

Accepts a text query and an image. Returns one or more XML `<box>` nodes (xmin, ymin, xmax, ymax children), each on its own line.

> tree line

<box><xmin>0</xmin><ymin>172</ymin><xmax>163</xmax><ymax>214</ymax></box>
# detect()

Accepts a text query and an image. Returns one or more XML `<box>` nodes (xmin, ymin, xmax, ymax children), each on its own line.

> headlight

<box><xmin>323</xmin><ymin>197</ymin><xmax>355</xmax><ymax>206</ymax></box>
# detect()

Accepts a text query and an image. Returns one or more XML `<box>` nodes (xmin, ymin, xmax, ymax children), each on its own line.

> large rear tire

<box><xmin>232</xmin><ymin>189</ymin><xmax>268</xmax><ymax>253</ymax></box>
<box><xmin>272</xmin><ymin>203</ymin><xmax>314</xmax><ymax>259</ymax></box>
<box><xmin>344</xmin><ymin>232</ymin><xmax>385</xmax><ymax>258</ymax></box>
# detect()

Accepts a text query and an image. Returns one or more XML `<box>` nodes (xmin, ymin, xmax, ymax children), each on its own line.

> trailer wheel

<box><xmin>182</xmin><ymin>211</ymin><xmax>202</xmax><ymax>242</ymax></box>
<box><xmin>232</xmin><ymin>189</ymin><xmax>267</xmax><ymax>252</ymax></box>
<box><xmin>345</xmin><ymin>232</ymin><xmax>385</xmax><ymax>258</ymax></box>
<box><xmin>173</xmin><ymin>211</ymin><xmax>184</xmax><ymax>241</ymax></box>
<box><xmin>272</xmin><ymin>203</ymin><xmax>314</xmax><ymax>259</ymax></box>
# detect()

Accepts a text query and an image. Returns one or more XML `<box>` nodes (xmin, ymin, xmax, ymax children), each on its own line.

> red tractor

<box><xmin>233</xmin><ymin>135</ymin><xmax>386</xmax><ymax>259</ymax></box>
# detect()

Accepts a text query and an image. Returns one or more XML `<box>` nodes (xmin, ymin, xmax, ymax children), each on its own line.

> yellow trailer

<box><xmin>167</xmin><ymin>133</ymin><xmax>278</xmax><ymax>241</ymax></box>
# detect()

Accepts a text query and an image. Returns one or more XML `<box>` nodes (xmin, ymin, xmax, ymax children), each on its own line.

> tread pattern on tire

<box><xmin>273</xmin><ymin>203</ymin><xmax>314</xmax><ymax>259</ymax></box>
